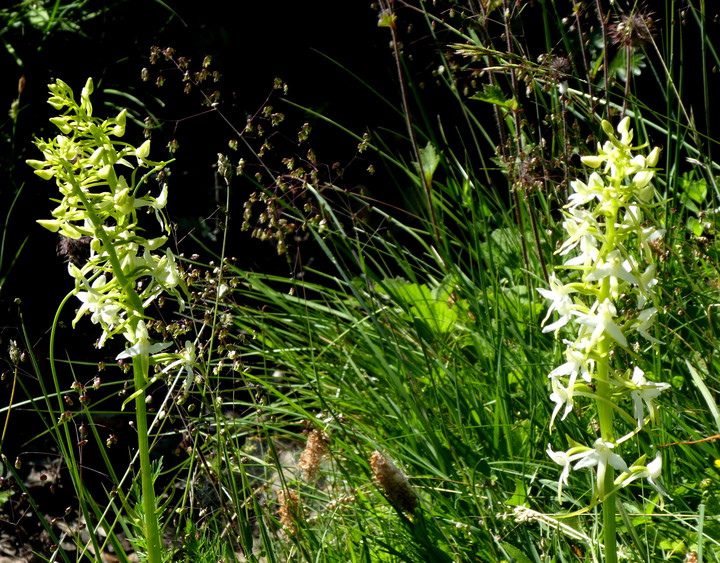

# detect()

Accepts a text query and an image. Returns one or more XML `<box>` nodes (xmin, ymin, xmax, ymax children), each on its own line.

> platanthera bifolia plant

<box><xmin>28</xmin><ymin>78</ymin><xmax>189</xmax><ymax>563</ymax></box>
<box><xmin>540</xmin><ymin>118</ymin><xmax>670</xmax><ymax>562</ymax></box>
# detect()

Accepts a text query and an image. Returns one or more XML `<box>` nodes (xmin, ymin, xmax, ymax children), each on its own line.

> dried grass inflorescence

<box><xmin>144</xmin><ymin>45</ymin><xmax>345</xmax><ymax>257</ymax></box>
<box><xmin>277</xmin><ymin>489</ymin><xmax>302</xmax><ymax>536</ymax></box>
<box><xmin>609</xmin><ymin>9</ymin><xmax>656</xmax><ymax>49</ymax></box>
<box><xmin>297</xmin><ymin>428</ymin><xmax>329</xmax><ymax>482</ymax></box>
<box><xmin>369</xmin><ymin>451</ymin><xmax>417</xmax><ymax>513</ymax></box>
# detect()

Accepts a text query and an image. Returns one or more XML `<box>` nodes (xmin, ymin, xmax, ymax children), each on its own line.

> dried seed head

<box><xmin>609</xmin><ymin>9</ymin><xmax>656</xmax><ymax>49</ymax></box>
<box><xmin>369</xmin><ymin>451</ymin><xmax>417</xmax><ymax>512</ymax></box>
<box><xmin>8</xmin><ymin>340</ymin><xmax>21</xmax><ymax>366</ymax></box>
<box><xmin>298</xmin><ymin>428</ymin><xmax>329</xmax><ymax>482</ymax></box>
<box><xmin>277</xmin><ymin>489</ymin><xmax>302</xmax><ymax>536</ymax></box>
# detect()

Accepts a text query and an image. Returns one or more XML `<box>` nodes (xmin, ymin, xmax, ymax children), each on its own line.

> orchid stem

<box><xmin>74</xmin><ymin>173</ymin><xmax>163</xmax><ymax>563</ymax></box>
<box><xmin>133</xmin><ymin>354</ymin><xmax>163</xmax><ymax>563</ymax></box>
<box><xmin>597</xmin><ymin>230</ymin><xmax>617</xmax><ymax>563</ymax></box>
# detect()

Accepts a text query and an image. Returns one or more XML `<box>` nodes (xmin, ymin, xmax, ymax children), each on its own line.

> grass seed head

<box><xmin>277</xmin><ymin>489</ymin><xmax>302</xmax><ymax>536</ymax></box>
<box><xmin>369</xmin><ymin>451</ymin><xmax>417</xmax><ymax>513</ymax></box>
<box><xmin>610</xmin><ymin>9</ymin><xmax>656</xmax><ymax>50</ymax></box>
<box><xmin>298</xmin><ymin>428</ymin><xmax>329</xmax><ymax>482</ymax></box>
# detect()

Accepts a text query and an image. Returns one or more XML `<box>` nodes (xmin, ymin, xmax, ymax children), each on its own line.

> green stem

<box><xmin>69</xmin><ymin>177</ymin><xmax>163</xmax><ymax>563</ymax></box>
<box><xmin>133</xmin><ymin>353</ymin><xmax>163</xmax><ymax>563</ymax></box>
<box><xmin>596</xmin><ymin>221</ymin><xmax>617</xmax><ymax>563</ymax></box>
<box><xmin>596</xmin><ymin>354</ymin><xmax>618</xmax><ymax>563</ymax></box>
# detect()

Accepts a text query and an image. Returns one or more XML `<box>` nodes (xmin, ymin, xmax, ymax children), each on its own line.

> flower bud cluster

<box><xmin>28</xmin><ymin>78</ymin><xmax>184</xmax><ymax>353</ymax></box>
<box><xmin>539</xmin><ymin>117</ymin><xmax>670</xmax><ymax>502</ymax></box>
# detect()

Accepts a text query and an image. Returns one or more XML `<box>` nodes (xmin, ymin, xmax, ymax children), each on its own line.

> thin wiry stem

<box><xmin>379</xmin><ymin>0</ymin><xmax>441</xmax><ymax>245</ymax></box>
<box><xmin>596</xmin><ymin>0</ymin><xmax>611</xmax><ymax>119</ymax></box>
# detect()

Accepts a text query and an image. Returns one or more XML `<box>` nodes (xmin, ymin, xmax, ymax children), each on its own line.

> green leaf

<box><xmin>382</xmin><ymin>279</ymin><xmax>458</xmax><ymax>335</ymax></box>
<box><xmin>679</xmin><ymin>173</ymin><xmax>707</xmax><ymax>214</ymax></box>
<box><xmin>410</xmin><ymin>300</ymin><xmax>457</xmax><ymax>335</ymax></box>
<box><xmin>470</xmin><ymin>84</ymin><xmax>518</xmax><ymax>111</ymax></box>
<box><xmin>686</xmin><ymin>216</ymin><xmax>704</xmax><ymax>237</ymax></box>
<box><xmin>415</xmin><ymin>142</ymin><xmax>440</xmax><ymax>186</ymax></box>
<box><xmin>505</xmin><ymin>479</ymin><xmax>529</xmax><ymax>507</ymax></box>
<box><xmin>684</xmin><ymin>176</ymin><xmax>707</xmax><ymax>204</ymax></box>
<box><xmin>500</xmin><ymin>542</ymin><xmax>534</xmax><ymax>563</ymax></box>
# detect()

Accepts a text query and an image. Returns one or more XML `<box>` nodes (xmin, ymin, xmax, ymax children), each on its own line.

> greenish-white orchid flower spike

<box><xmin>539</xmin><ymin>118</ymin><xmax>670</xmax><ymax>519</ymax></box>
<box><xmin>28</xmin><ymin>77</ymin><xmax>186</xmax><ymax>351</ymax></box>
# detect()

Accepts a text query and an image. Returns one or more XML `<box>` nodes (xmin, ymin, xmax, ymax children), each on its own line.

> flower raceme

<box><xmin>28</xmin><ymin>78</ymin><xmax>190</xmax><ymax>369</ymax></box>
<box><xmin>539</xmin><ymin>117</ymin><xmax>670</xmax><ymax>503</ymax></box>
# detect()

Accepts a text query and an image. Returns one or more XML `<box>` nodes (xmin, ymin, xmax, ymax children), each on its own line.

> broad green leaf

<box><xmin>470</xmin><ymin>84</ymin><xmax>518</xmax><ymax>111</ymax></box>
<box><xmin>415</xmin><ymin>142</ymin><xmax>441</xmax><ymax>186</ymax></box>
<box><xmin>686</xmin><ymin>216</ymin><xmax>704</xmax><ymax>236</ymax></box>
<box><xmin>684</xmin><ymin>176</ymin><xmax>707</xmax><ymax>204</ymax></box>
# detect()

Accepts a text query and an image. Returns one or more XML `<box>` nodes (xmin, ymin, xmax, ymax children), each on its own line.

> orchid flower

<box><xmin>548</xmin><ymin>346</ymin><xmax>594</xmax><ymax>383</ymax></box>
<box><xmin>619</xmin><ymin>454</ymin><xmax>670</xmax><ymax>498</ymax></box>
<box><xmin>585</xmin><ymin>250</ymin><xmax>638</xmax><ymax>299</ymax></box>
<box><xmin>566</xmin><ymin>172</ymin><xmax>605</xmax><ymax>209</ymax></box>
<box><xmin>546</xmin><ymin>445</ymin><xmax>572</xmax><ymax>502</ymax></box>
<box><xmin>573</xmin><ymin>439</ymin><xmax>629</xmax><ymax>498</ymax></box>
<box><xmin>630</xmin><ymin>367</ymin><xmax>671</xmax><ymax>429</ymax></box>
<box><xmin>575</xmin><ymin>299</ymin><xmax>628</xmax><ymax>349</ymax></box>
<box><xmin>116</xmin><ymin>320</ymin><xmax>171</xmax><ymax>360</ymax></box>
<box><xmin>549</xmin><ymin>377</ymin><xmax>576</xmax><ymax>429</ymax></box>
<box><xmin>557</xmin><ymin>208</ymin><xmax>599</xmax><ymax>258</ymax></box>
<box><xmin>636</xmin><ymin>264</ymin><xmax>658</xmax><ymax>309</ymax></box>
<box><xmin>158</xmin><ymin>340</ymin><xmax>198</xmax><ymax>389</ymax></box>
<box><xmin>537</xmin><ymin>273</ymin><xmax>577</xmax><ymax>333</ymax></box>
<box><xmin>634</xmin><ymin>307</ymin><xmax>662</xmax><ymax>344</ymax></box>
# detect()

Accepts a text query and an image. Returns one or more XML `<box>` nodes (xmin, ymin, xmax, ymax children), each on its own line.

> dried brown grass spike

<box><xmin>298</xmin><ymin>428</ymin><xmax>329</xmax><ymax>482</ymax></box>
<box><xmin>369</xmin><ymin>450</ymin><xmax>417</xmax><ymax>512</ymax></box>
<box><xmin>277</xmin><ymin>489</ymin><xmax>302</xmax><ymax>536</ymax></box>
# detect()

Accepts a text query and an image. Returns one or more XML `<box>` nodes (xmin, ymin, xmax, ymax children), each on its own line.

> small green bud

<box><xmin>155</xmin><ymin>185</ymin><xmax>168</xmax><ymax>208</ymax></box>
<box><xmin>27</xmin><ymin>159</ymin><xmax>48</xmax><ymax>170</ymax></box>
<box><xmin>113</xmin><ymin>109</ymin><xmax>127</xmax><ymax>137</ymax></box>
<box><xmin>146</xmin><ymin>236</ymin><xmax>168</xmax><ymax>250</ymax></box>
<box><xmin>59</xmin><ymin>223</ymin><xmax>83</xmax><ymax>238</ymax></box>
<box><xmin>136</xmin><ymin>140</ymin><xmax>151</xmax><ymax>161</ymax></box>
<box><xmin>114</xmin><ymin>187</ymin><xmax>135</xmax><ymax>215</ymax></box>
<box><xmin>601</xmin><ymin>120</ymin><xmax>615</xmax><ymax>137</ymax></box>
<box><xmin>80</xmin><ymin>77</ymin><xmax>94</xmax><ymax>115</ymax></box>
<box><xmin>88</xmin><ymin>147</ymin><xmax>104</xmax><ymax>165</ymax></box>
<box><xmin>632</xmin><ymin>170</ymin><xmax>654</xmax><ymax>189</ymax></box>
<box><xmin>34</xmin><ymin>168</ymin><xmax>56</xmax><ymax>180</ymax></box>
<box><xmin>35</xmin><ymin>169</ymin><xmax>55</xmax><ymax>180</ymax></box>
<box><xmin>617</xmin><ymin>116</ymin><xmax>631</xmax><ymax>136</ymax></box>
<box><xmin>37</xmin><ymin>219</ymin><xmax>62</xmax><ymax>232</ymax></box>
<box><xmin>49</xmin><ymin>117</ymin><xmax>73</xmax><ymax>134</ymax></box>
<box><xmin>638</xmin><ymin>184</ymin><xmax>656</xmax><ymax>202</ymax></box>
<box><xmin>646</xmin><ymin>146</ymin><xmax>661</xmax><ymax>168</ymax></box>
<box><xmin>581</xmin><ymin>155</ymin><xmax>605</xmax><ymax>168</ymax></box>
<box><xmin>48</xmin><ymin>96</ymin><xmax>67</xmax><ymax>110</ymax></box>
